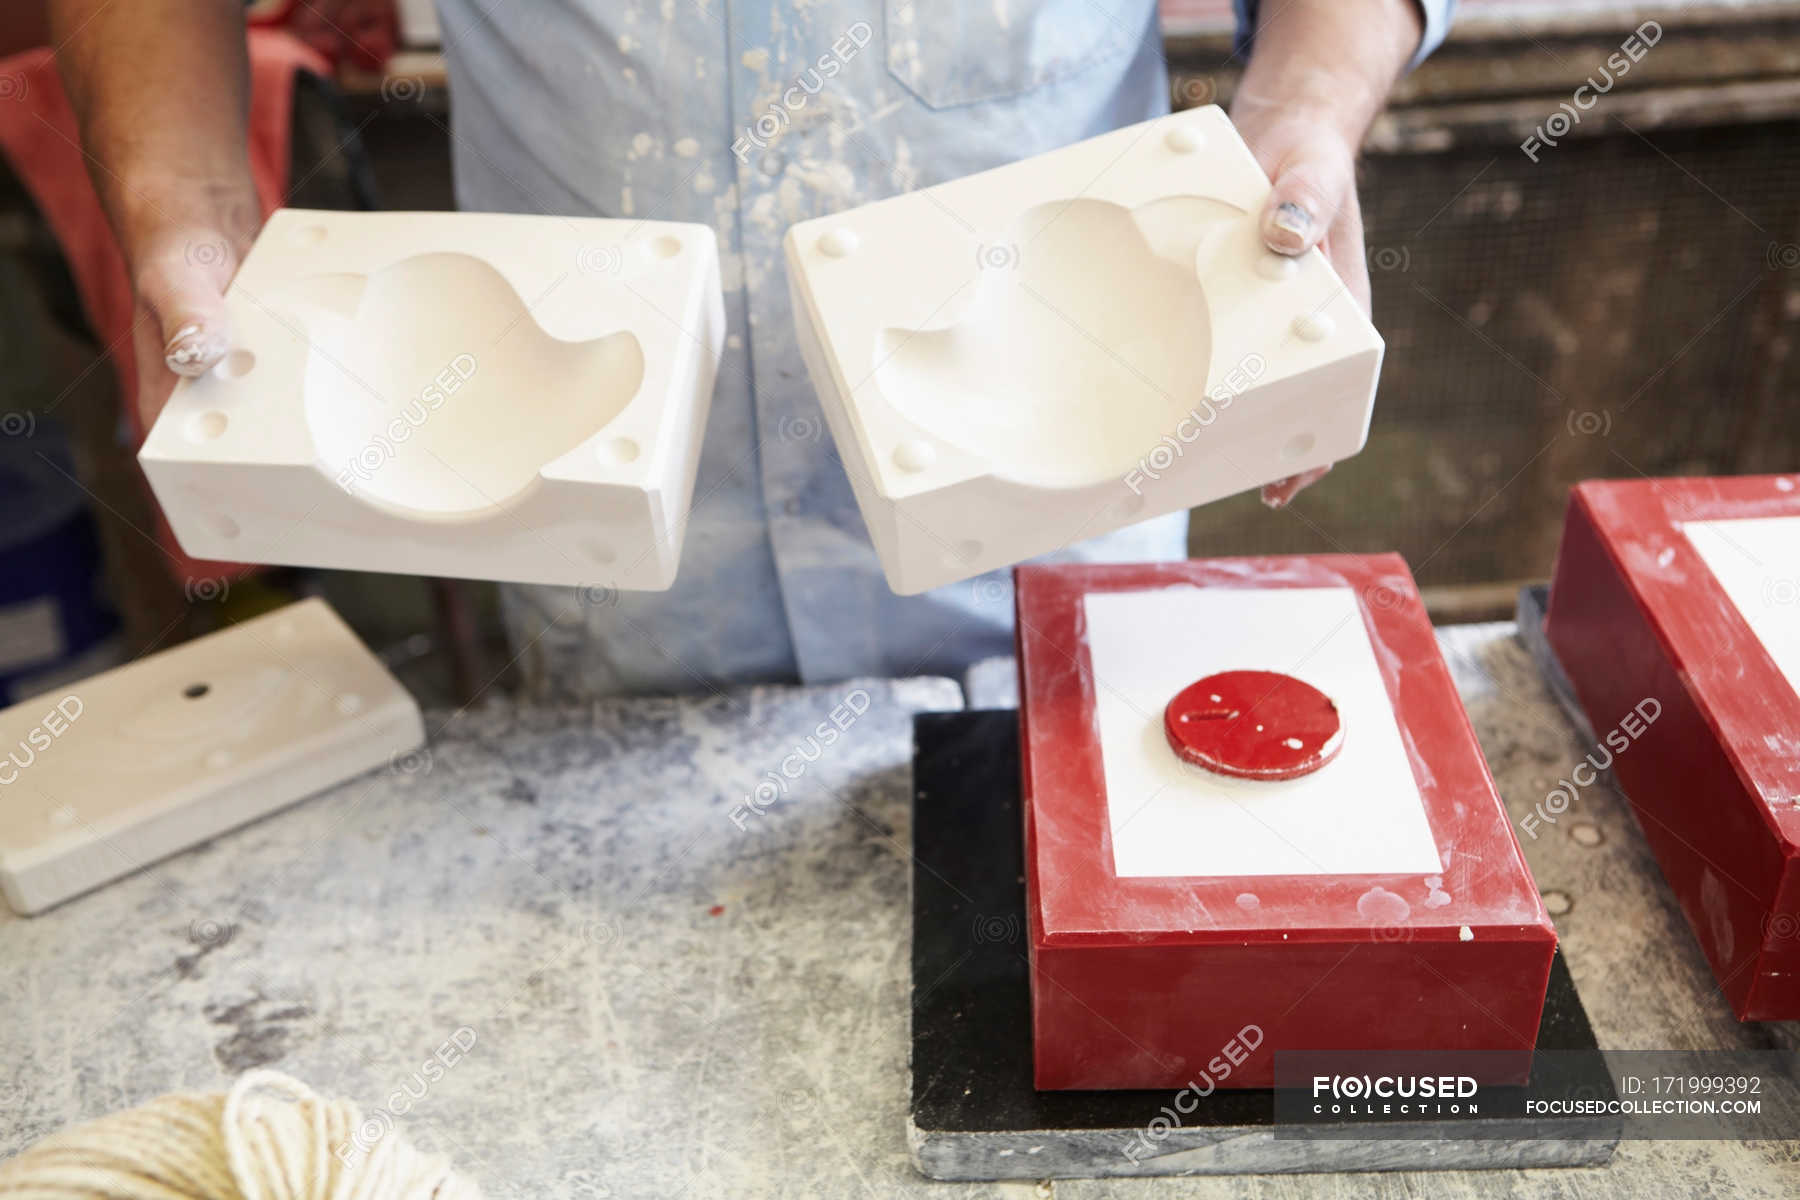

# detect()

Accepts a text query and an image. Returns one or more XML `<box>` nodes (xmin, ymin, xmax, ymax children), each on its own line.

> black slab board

<box><xmin>909</xmin><ymin>709</ymin><xmax>1620</xmax><ymax>1179</ymax></box>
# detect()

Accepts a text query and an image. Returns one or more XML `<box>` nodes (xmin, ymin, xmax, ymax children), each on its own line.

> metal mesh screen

<box><xmin>1185</xmin><ymin>118</ymin><xmax>1800</xmax><ymax>605</ymax></box>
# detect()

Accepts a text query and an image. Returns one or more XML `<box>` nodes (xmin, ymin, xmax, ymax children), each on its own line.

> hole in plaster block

<box><xmin>872</xmin><ymin>197</ymin><xmax>1242</xmax><ymax>489</ymax></box>
<box><xmin>217</xmin><ymin>349</ymin><xmax>256</xmax><ymax>379</ymax></box>
<box><xmin>294</xmin><ymin>224</ymin><xmax>328</xmax><ymax>246</ymax></box>
<box><xmin>603</xmin><ymin>437</ymin><xmax>640</xmax><ymax>464</ymax></box>
<box><xmin>1283</xmin><ymin>432</ymin><xmax>1316</xmax><ymax>460</ymax></box>
<box><xmin>183</xmin><ymin>683</ymin><xmax>210</xmax><ymax>700</ymax></box>
<box><xmin>186</xmin><ymin>411</ymin><xmax>229</xmax><ymax>442</ymax></box>
<box><xmin>295</xmin><ymin>253</ymin><xmax>645</xmax><ymax>518</ymax></box>
<box><xmin>202</xmin><ymin>512</ymin><xmax>240</xmax><ymax>540</ymax></box>
<box><xmin>651</xmin><ymin>235</ymin><xmax>683</xmax><ymax>259</ymax></box>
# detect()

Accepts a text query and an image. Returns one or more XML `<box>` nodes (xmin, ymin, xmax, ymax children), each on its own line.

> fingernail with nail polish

<box><xmin>1268</xmin><ymin>202</ymin><xmax>1312</xmax><ymax>252</ymax></box>
<box><xmin>164</xmin><ymin>324</ymin><xmax>227</xmax><ymax>377</ymax></box>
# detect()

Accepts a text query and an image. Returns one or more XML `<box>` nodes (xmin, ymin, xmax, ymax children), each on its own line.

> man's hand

<box><xmin>1228</xmin><ymin>0</ymin><xmax>1424</xmax><ymax>507</ymax></box>
<box><xmin>50</xmin><ymin>0</ymin><xmax>256</xmax><ymax>429</ymax></box>
<box><xmin>124</xmin><ymin>196</ymin><xmax>257</xmax><ymax>429</ymax></box>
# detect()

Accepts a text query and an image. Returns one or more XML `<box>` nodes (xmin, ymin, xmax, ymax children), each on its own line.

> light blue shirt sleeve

<box><xmin>1233</xmin><ymin>0</ymin><xmax>1456</xmax><ymax>71</ymax></box>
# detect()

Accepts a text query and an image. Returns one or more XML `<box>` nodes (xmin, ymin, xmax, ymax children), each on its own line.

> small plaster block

<box><xmin>0</xmin><ymin>599</ymin><xmax>424</xmax><ymax>914</ymax></box>
<box><xmin>785</xmin><ymin>107</ymin><xmax>1383</xmax><ymax>594</ymax></box>
<box><xmin>1015</xmin><ymin>556</ymin><xmax>1555</xmax><ymax>1091</ymax></box>
<box><xmin>139</xmin><ymin>209</ymin><xmax>726</xmax><ymax>590</ymax></box>
<box><xmin>1545</xmin><ymin>475</ymin><xmax>1800</xmax><ymax>1020</ymax></box>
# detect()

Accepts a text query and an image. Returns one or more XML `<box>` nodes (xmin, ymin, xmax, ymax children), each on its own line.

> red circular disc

<box><xmin>1163</xmin><ymin>670</ymin><xmax>1343</xmax><ymax>781</ymax></box>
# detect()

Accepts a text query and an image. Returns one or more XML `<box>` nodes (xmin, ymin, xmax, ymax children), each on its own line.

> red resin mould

<box><xmin>1015</xmin><ymin>555</ymin><xmax>1556</xmax><ymax>1091</ymax></box>
<box><xmin>1546</xmin><ymin>475</ymin><xmax>1800</xmax><ymax>1020</ymax></box>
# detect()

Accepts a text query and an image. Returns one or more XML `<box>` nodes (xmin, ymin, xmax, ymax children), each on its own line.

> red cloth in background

<box><xmin>0</xmin><ymin>29</ymin><xmax>329</xmax><ymax>581</ymax></box>
<box><xmin>249</xmin><ymin>0</ymin><xmax>397</xmax><ymax>72</ymax></box>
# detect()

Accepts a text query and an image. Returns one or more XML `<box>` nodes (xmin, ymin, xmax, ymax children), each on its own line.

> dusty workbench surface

<box><xmin>2</xmin><ymin>625</ymin><xmax>1794</xmax><ymax>1196</ymax></box>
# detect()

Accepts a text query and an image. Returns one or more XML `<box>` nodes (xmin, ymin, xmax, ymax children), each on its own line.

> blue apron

<box><xmin>438</xmin><ymin>0</ymin><xmax>1185</xmax><ymax>694</ymax></box>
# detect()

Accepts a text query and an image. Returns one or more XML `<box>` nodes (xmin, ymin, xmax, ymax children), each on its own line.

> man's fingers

<box><xmin>1320</xmin><ymin>192</ymin><xmax>1372</xmax><ymax>316</ymax></box>
<box><xmin>1258</xmin><ymin>131</ymin><xmax>1355</xmax><ymax>258</ymax></box>
<box><xmin>134</xmin><ymin>242</ymin><xmax>234</xmax><ymax>379</ymax></box>
<box><xmin>1260</xmin><ymin>464</ymin><xmax>1332</xmax><ymax>509</ymax></box>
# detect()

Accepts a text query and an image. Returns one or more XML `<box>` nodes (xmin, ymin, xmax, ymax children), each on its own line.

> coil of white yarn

<box><xmin>0</xmin><ymin>1070</ymin><xmax>480</xmax><ymax>1200</ymax></box>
